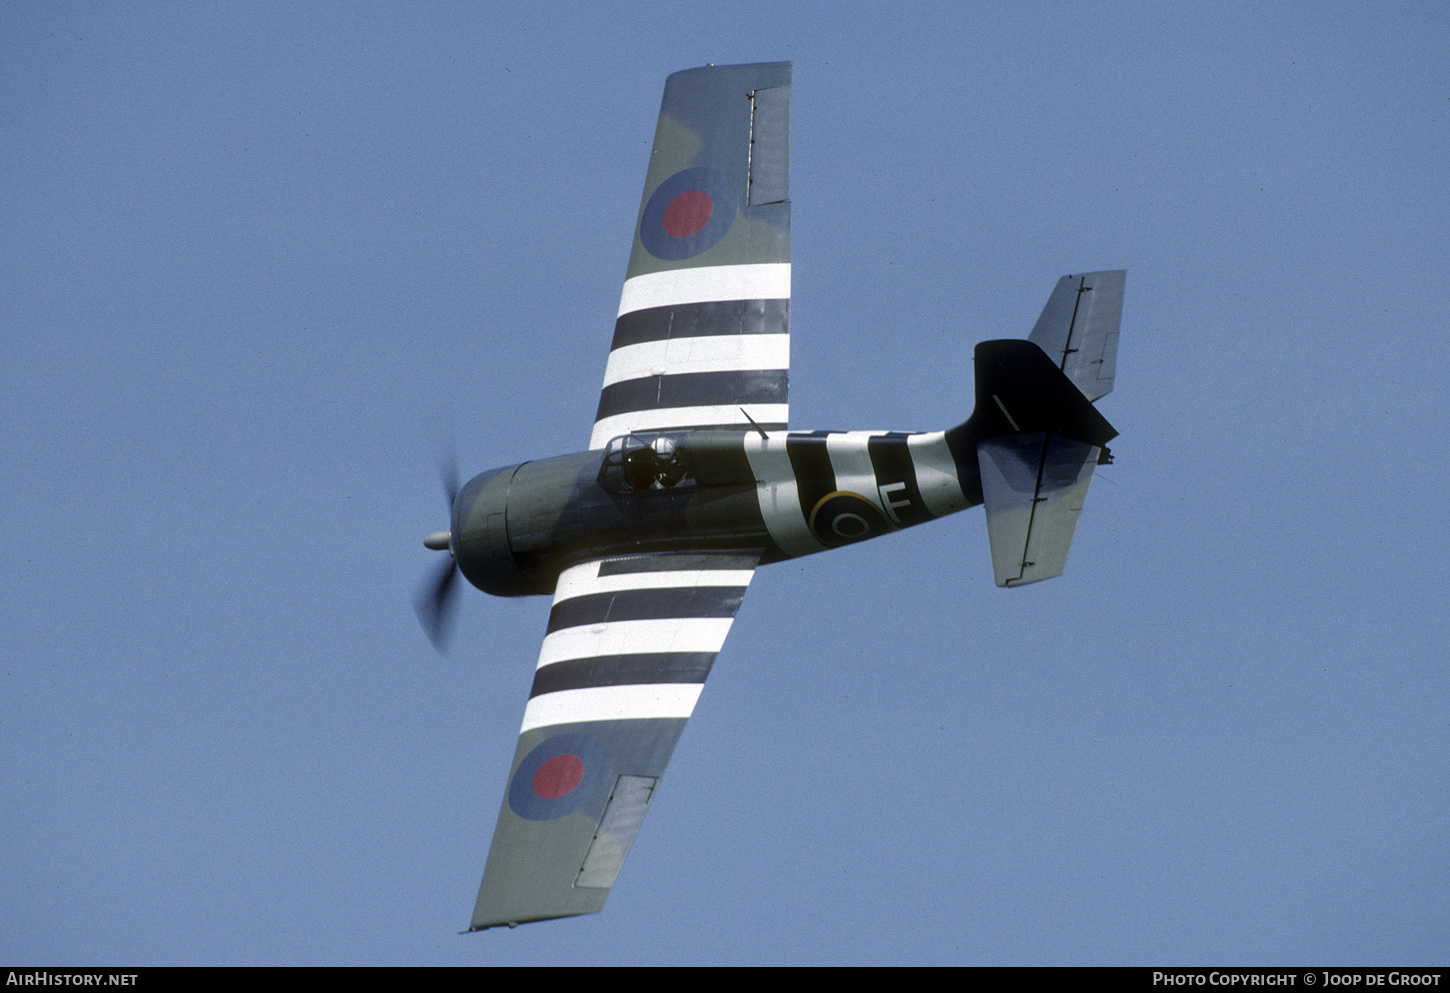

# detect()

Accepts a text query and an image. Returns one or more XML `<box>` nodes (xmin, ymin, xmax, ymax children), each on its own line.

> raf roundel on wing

<box><xmin>508</xmin><ymin>732</ymin><xmax>614</xmax><ymax>821</ymax></box>
<box><xmin>639</xmin><ymin>166</ymin><xmax>737</xmax><ymax>260</ymax></box>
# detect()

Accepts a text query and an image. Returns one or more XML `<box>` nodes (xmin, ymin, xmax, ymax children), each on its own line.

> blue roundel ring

<box><xmin>808</xmin><ymin>491</ymin><xmax>891</xmax><ymax>547</ymax></box>
<box><xmin>508</xmin><ymin>731</ymin><xmax>615</xmax><ymax>821</ymax></box>
<box><xmin>639</xmin><ymin>166</ymin><xmax>738</xmax><ymax>260</ymax></box>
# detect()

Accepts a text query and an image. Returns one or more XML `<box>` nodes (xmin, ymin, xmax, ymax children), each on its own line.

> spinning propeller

<box><xmin>414</xmin><ymin>446</ymin><xmax>460</xmax><ymax>652</ymax></box>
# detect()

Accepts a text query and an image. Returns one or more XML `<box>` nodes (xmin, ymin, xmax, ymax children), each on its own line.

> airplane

<box><xmin>414</xmin><ymin>61</ymin><xmax>1126</xmax><ymax>931</ymax></box>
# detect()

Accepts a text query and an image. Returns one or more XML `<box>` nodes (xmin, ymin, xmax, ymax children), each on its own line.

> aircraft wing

<box><xmin>470</xmin><ymin>549</ymin><xmax>761</xmax><ymax>930</ymax></box>
<box><xmin>589</xmin><ymin>62</ymin><xmax>792</xmax><ymax>449</ymax></box>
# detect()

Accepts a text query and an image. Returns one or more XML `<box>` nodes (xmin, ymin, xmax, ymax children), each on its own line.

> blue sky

<box><xmin>3</xmin><ymin>1</ymin><xmax>1447</xmax><ymax>966</ymax></box>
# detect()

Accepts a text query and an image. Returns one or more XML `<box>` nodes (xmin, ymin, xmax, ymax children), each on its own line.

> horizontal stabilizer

<box><xmin>1028</xmin><ymin>271</ymin><xmax>1124</xmax><ymax>402</ymax></box>
<box><xmin>979</xmin><ymin>432</ymin><xmax>1100</xmax><ymax>587</ymax></box>
<box><xmin>971</xmin><ymin>336</ymin><xmax>1115</xmax><ymax>588</ymax></box>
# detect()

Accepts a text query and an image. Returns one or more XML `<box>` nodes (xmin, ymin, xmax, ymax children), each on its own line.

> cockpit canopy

<box><xmin>597</xmin><ymin>432</ymin><xmax>696</xmax><ymax>494</ymax></box>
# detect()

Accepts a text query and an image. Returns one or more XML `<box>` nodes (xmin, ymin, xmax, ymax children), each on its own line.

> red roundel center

<box><xmin>661</xmin><ymin>190</ymin><xmax>713</xmax><ymax>238</ymax></box>
<box><xmin>532</xmin><ymin>754</ymin><xmax>585</xmax><ymax>799</ymax></box>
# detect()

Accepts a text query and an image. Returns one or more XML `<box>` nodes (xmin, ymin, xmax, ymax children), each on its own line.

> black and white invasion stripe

<box><xmin>743</xmin><ymin>429</ymin><xmax>972</xmax><ymax>559</ymax></box>
<box><xmin>588</xmin><ymin>264</ymin><xmax>790</xmax><ymax>449</ymax></box>
<box><xmin>520</xmin><ymin>551</ymin><xmax>761</xmax><ymax>734</ymax></box>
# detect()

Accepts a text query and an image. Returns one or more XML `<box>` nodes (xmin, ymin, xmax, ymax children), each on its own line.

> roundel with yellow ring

<box><xmin>808</xmin><ymin>491</ymin><xmax>891</xmax><ymax>547</ymax></box>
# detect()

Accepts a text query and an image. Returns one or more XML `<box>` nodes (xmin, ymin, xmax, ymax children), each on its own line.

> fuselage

<box><xmin>451</xmin><ymin>425</ymin><xmax>983</xmax><ymax>597</ymax></box>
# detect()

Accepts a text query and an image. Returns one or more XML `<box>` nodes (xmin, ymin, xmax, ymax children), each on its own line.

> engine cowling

<box><xmin>451</xmin><ymin>463</ymin><xmax>536</xmax><ymax>597</ymax></box>
<box><xmin>448</xmin><ymin>436</ymin><xmax>768</xmax><ymax>598</ymax></box>
<box><xmin>451</xmin><ymin>450</ymin><xmax>604</xmax><ymax>597</ymax></box>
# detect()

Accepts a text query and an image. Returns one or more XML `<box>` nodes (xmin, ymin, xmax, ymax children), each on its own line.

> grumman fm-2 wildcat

<box><xmin>413</xmin><ymin>62</ymin><xmax>1126</xmax><ymax>930</ymax></box>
